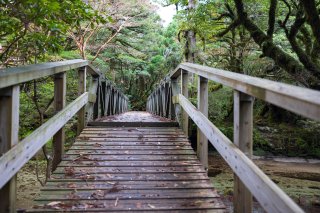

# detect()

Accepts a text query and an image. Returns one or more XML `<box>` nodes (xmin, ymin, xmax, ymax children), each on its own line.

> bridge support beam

<box><xmin>233</xmin><ymin>90</ymin><xmax>254</xmax><ymax>213</ymax></box>
<box><xmin>0</xmin><ymin>85</ymin><xmax>19</xmax><ymax>213</ymax></box>
<box><xmin>197</xmin><ymin>76</ymin><xmax>208</xmax><ymax>170</ymax></box>
<box><xmin>52</xmin><ymin>72</ymin><xmax>66</xmax><ymax>171</ymax></box>
<box><xmin>181</xmin><ymin>70</ymin><xmax>189</xmax><ymax>135</ymax></box>
<box><xmin>77</xmin><ymin>66</ymin><xmax>86</xmax><ymax>135</ymax></box>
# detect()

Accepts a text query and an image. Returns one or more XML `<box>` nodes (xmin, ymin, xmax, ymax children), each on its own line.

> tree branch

<box><xmin>267</xmin><ymin>0</ymin><xmax>278</xmax><ymax>38</ymax></box>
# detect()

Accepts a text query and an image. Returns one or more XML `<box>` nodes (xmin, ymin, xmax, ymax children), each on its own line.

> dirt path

<box><xmin>208</xmin><ymin>153</ymin><xmax>320</xmax><ymax>213</ymax></box>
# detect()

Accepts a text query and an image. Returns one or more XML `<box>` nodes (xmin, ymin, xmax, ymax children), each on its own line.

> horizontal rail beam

<box><xmin>0</xmin><ymin>59</ymin><xmax>88</xmax><ymax>89</ymax></box>
<box><xmin>0</xmin><ymin>92</ymin><xmax>89</xmax><ymax>189</ymax></box>
<box><xmin>171</xmin><ymin>63</ymin><xmax>320</xmax><ymax>121</ymax></box>
<box><xmin>87</xmin><ymin>64</ymin><xmax>102</xmax><ymax>77</ymax></box>
<box><xmin>174</xmin><ymin>94</ymin><xmax>303</xmax><ymax>213</ymax></box>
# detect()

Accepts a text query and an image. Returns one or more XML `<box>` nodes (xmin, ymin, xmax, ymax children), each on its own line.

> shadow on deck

<box><xmin>30</xmin><ymin>111</ymin><xmax>226</xmax><ymax>212</ymax></box>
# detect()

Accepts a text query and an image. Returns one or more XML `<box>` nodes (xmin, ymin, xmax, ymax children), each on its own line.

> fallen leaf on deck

<box><xmin>67</xmin><ymin>183</ymin><xmax>77</xmax><ymax>188</ymax></box>
<box><xmin>148</xmin><ymin>204</ymin><xmax>155</xmax><ymax>208</ymax></box>
<box><xmin>47</xmin><ymin>201</ymin><xmax>62</xmax><ymax>206</ymax></box>
<box><xmin>114</xmin><ymin>197</ymin><xmax>119</xmax><ymax>206</ymax></box>
<box><xmin>64</xmin><ymin>167</ymin><xmax>75</xmax><ymax>177</ymax></box>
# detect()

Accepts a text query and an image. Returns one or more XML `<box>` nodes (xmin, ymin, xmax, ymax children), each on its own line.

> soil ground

<box><xmin>16</xmin><ymin>154</ymin><xmax>320</xmax><ymax>212</ymax></box>
<box><xmin>208</xmin><ymin>153</ymin><xmax>320</xmax><ymax>213</ymax></box>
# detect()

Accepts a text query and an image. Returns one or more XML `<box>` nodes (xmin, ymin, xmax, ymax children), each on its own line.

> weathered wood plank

<box><xmin>175</xmin><ymin>94</ymin><xmax>303</xmax><ymax>213</ymax></box>
<box><xmin>0</xmin><ymin>59</ymin><xmax>88</xmax><ymax>89</ymax></box>
<box><xmin>52</xmin><ymin>72</ymin><xmax>67</xmax><ymax>171</ymax></box>
<box><xmin>88</xmin><ymin>121</ymin><xmax>179</xmax><ymax>127</ymax></box>
<box><xmin>233</xmin><ymin>91</ymin><xmax>254</xmax><ymax>213</ymax></box>
<box><xmin>62</xmin><ymin>154</ymin><xmax>198</xmax><ymax>161</ymax></box>
<box><xmin>53</xmin><ymin>166</ymin><xmax>206</xmax><ymax>174</ymax></box>
<box><xmin>50</xmin><ymin>173</ymin><xmax>210</xmax><ymax>181</ymax></box>
<box><xmin>65</xmin><ymin>149</ymin><xmax>195</xmax><ymax>155</ymax></box>
<box><xmin>58</xmin><ymin>160</ymin><xmax>202</xmax><ymax>167</ymax></box>
<box><xmin>69</xmin><ymin>145</ymin><xmax>193</xmax><ymax>150</ymax></box>
<box><xmin>35</xmin><ymin>188</ymin><xmax>219</xmax><ymax>200</ymax></box>
<box><xmin>72</xmin><ymin>141</ymin><xmax>191</xmax><ymax>146</ymax></box>
<box><xmin>31</xmin><ymin>198</ymin><xmax>225</xmax><ymax>212</ymax></box>
<box><xmin>0</xmin><ymin>93</ymin><xmax>88</xmax><ymax>189</ymax></box>
<box><xmin>171</xmin><ymin>62</ymin><xmax>320</xmax><ymax>121</ymax></box>
<box><xmin>77</xmin><ymin>67</ymin><xmax>87</xmax><ymax>135</ymax></box>
<box><xmin>181</xmin><ymin>70</ymin><xmax>189</xmax><ymax>135</ymax></box>
<box><xmin>0</xmin><ymin>85</ymin><xmax>19</xmax><ymax>213</ymax></box>
<box><xmin>43</xmin><ymin>180</ymin><xmax>214</xmax><ymax>190</ymax></box>
<box><xmin>197</xmin><ymin>76</ymin><xmax>208</xmax><ymax>170</ymax></box>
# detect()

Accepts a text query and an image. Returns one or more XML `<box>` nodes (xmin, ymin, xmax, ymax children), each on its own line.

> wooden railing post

<box><xmin>171</xmin><ymin>77</ymin><xmax>181</xmax><ymax>123</ymax></box>
<box><xmin>197</xmin><ymin>76</ymin><xmax>208</xmax><ymax>170</ymax></box>
<box><xmin>233</xmin><ymin>90</ymin><xmax>254</xmax><ymax>213</ymax></box>
<box><xmin>93</xmin><ymin>78</ymin><xmax>101</xmax><ymax>119</ymax></box>
<box><xmin>0</xmin><ymin>85</ymin><xmax>19</xmax><ymax>213</ymax></box>
<box><xmin>77</xmin><ymin>66</ymin><xmax>86</xmax><ymax>135</ymax></box>
<box><xmin>181</xmin><ymin>70</ymin><xmax>189</xmax><ymax>135</ymax></box>
<box><xmin>52</xmin><ymin>72</ymin><xmax>66</xmax><ymax>171</ymax></box>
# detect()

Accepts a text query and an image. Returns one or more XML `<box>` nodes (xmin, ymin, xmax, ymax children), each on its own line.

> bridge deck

<box><xmin>30</xmin><ymin>112</ymin><xmax>226</xmax><ymax>212</ymax></box>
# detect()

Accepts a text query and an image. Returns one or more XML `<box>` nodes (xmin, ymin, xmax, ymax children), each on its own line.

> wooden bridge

<box><xmin>0</xmin><ymin>59</ymin><xmax>319</xmax><ymax>212</ymax></box>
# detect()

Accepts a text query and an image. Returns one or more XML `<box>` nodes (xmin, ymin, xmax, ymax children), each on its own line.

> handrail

<box><xmin>174</xmin><ymin>94</ymin><xmax>303</xmax><ymax>213</ymax></box>
<box><xmin>0</xmin><ymin>92</ymin><xmax>88</xmax><ymax>189</ymax></box>
<box><xmin>146</xmin><ymin>62</ymin><xmax>319</xmax><ymax>213</ymax></box>
<box><xmin>0</xmin><ymin>59</ymin><xmax>88</xmax><ymax>89</ymax></box>
<box><xmin>0</xmin><ymin>59</ymin><xmax>129</xmax><ymax>212</ymax></box>
<box><xmin>172</xmin><ymin>63</ymin><xmax>320</xmax><ymax>121</ymax></box>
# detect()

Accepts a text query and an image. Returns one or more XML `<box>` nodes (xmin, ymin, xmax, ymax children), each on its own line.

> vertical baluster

<box><xmin>233</xmin><ymin>90</ymin><xmax>254</xmax><ymax>213</ymax></box>
<box><xmin>52</xmin><ymin>72</ymin><xmax>66</xmax><ymax>171</ymax></box>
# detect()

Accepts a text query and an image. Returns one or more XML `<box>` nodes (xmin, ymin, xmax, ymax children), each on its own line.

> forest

<box><xmin>0</xmin><ymin>0</ymin><xmax>319</xmax><ymax>211</ymax></box>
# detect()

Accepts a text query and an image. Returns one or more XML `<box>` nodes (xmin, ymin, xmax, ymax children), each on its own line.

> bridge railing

<box><xmin>147</xmin><ymin>62</ymin><xmax>320</xmax><ymax>213</ymax></box>
<box><xmin>0</xmin><ymin>59</ymin><xmax>128</xmax><ymax>212</ymax></box>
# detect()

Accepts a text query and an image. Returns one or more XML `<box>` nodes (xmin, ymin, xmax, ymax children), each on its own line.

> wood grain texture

<box><xmin>175</xmin><ymin>94</ymin><xmax>303</xmax><ymax>213</ymax></box>
<box><xmin>0</xmin><ymin>93</ymin><xmax>88</xmax><ymax>189</ymax></box>
<box><xmin>0</xmin><ymin>59</ymin><xmax>88</xmax><ymax>89</ymax></box>
<box><xmin>30</xmin><ymin>114</ymin><xmax>225</xmax><ymax>212</ymax></box>
<box><xmin>171</xmin><ymin>62</ymin><xmax>320</xmax><ymax>121</ymax></box>
<box><xmin>0</xmin><ymin>85</ymin><xmax>19</xmax><ymax>213</ymax></box>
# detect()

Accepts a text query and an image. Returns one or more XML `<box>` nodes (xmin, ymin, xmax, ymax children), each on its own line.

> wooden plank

<box><xmin>50</xmin><ymin>173</ymin><xmax>210</xmax><ymax>181</ymax></box>
<box><xmin>83</xmin><ymin>127</ymin><xmax>182</xmax><ymax>131</ymax></box>
<box><xmin>77</xmin><ymin>134</ymin><xmax>186</xmax><ymax>138</ymax></box>
<box><xmin>181</xmin><ymin>70</ymin><xmax>189</xmax><ymax>135</ymax></box>
<box><xmin>35</xmin><ymin>188</ymin><xmax>218</xmax><ymax>200</ymax></box>
<box><xmin>0</xmin><ymin>93</ymin><xmax>88</xmax><ymax>189</ymax></box>
<box><xmin>80</xmin><ymin>130</ymin><xmax>184</xmax><ymax>135</ymax></box>
<box><xmin>175</xmin><ymin>94</ymin><xmax>303</xmax><ymax>213</ymax></box>
<box><xmin>233</xmin><ymin>91</ymin><xmax>254</xmax><ymax>213</ymax></box>
<box><xmin>0</xmin><ymin>85</ymin><xmax>19</xmax><ymax>213</ymax></box>
<box><xmin>171</xmin><ymin>62</ymin><xmax>320</xmax><ymax>121</ymax></box>
<box><xmin>74</xmin><ymin>138</ymin><xmax>190</xmax><ymax>142</ymax></box>
<box><xmin>43</xmin><ymin>180</ymin><xmax>214</xmax><ymax>189</ymax></box>
<box><xmin>65</xmin><ymin>149</ymin><xmax>195</xmax><ymax>155</ymax></box>
<box><xmin>52</xmin><ymin>72</ymin><xmax>67</xmax><ymax>171</ymax></box>
<box><xmin>197</xmin><ymin>76</ymin><xmax>208</xmax><ymax>170</ymax></box>
<box><xmin>31</xmin><ymin>198</ymin><xmax>225</xmax><ymax>212</ymax></box>
<box><xmin>72</xmin><ymin>141</ymin><xmax>190</xmax><ymax>146</ymax></box>
<box><xmin>53</xmin><ymin>166</ymin><xmax>206</xmax><ymax>174</ymax></box>
<box><xmin>69</xmin><ymin>145</ymin><xmax>193</xmax><ymax>150</ymax></box>
<box><xmin>0</xmin><ymin>59</ymin><xmax>88</xmax><ymax>89</ymax></box>
<box><xmin>87</xmin><ymin>122</ymin><xmax>179</xmax><ymax>127</ymax></box>
<box><xmin>58</xmin><ymin>160</ymin><xmax>202</xmax><ymax>167</ymax></box>
<box><xmin>77</xmin><ymin>67</ymin><xmax>86</xmax><ymax>135</ymax></box>
<box><xmin>62</xmin><ymin>154</ymin><xmax>198</xmax><ymax>161</ymax></box>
